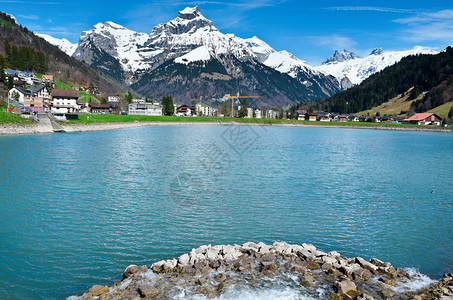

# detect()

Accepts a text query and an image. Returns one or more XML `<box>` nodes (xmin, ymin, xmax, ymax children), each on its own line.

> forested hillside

<box><xmin>0</xmin><ymin>11</ymin><xmax>126</xmax><ymax>96</ymax></box>
<box><xmin>302</xmin><ymin>47</ymin><xmax>453</xmax><ymax>114</ymax></box>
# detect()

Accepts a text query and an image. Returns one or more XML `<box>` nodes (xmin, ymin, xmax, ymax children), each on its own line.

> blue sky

<box><xmin>2</xmin><ymin>0</ymin><xmax>453</xmax><ymax>65</ymax></box>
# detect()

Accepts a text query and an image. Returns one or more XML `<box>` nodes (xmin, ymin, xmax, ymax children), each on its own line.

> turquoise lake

<box><xmin>0</xmin><ymin>125</ymin><xmax>452</xmax><ymax>299</ymax></box>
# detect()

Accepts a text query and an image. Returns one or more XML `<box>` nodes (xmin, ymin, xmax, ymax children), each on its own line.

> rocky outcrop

<box><xmin>71</xmin><ymin>241</ymin><xmax>451</xmax><ymax>299</ymax></box>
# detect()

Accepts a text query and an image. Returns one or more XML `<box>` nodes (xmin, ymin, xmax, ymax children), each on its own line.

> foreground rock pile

<box><xmin>73</xmin><ymin>242</ymin><xmax>452</xmax><ymax>299</ymax></box>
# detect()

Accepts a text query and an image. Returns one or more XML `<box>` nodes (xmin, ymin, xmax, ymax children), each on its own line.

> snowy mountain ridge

<box><xmin>316</xmin><ymin>46</ymin><xmax>438</xmax><ymax>85</ymax></box>
<box><xmin>36</xmin><ymin>33</ymin><xmax>78</xmax><ymax>56</ymax></box>
<box><xmin>37</xmin><ymin>5</ymin><xmax>438</xmax><ymax>96</ymax></box>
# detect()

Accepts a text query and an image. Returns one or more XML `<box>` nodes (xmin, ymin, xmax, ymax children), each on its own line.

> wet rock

<box><xmin>299</xmin><ymin>272</ymin><xmax>314</xmax><ymax>287</ymax></box>
<box><xmin>197</xmin><ymin>277</ymin><xmax>207</xmax><ymax>285</ymax></box>
<box><xmin>260</xmin><ymin>261</ymin><xmax>277</xmax><ymax>272</ymax></box>
<box><xmin>335</xmin><ymin>279</ymin><xmax>360</xmax><ymax>298</ymax></box>
<box><xmin>357</xmin><ymin>293</ymin><xmax>374</xmax><ymax>300</ymax></box>
<box><xmin>352</xmin><ymin>268</ymin><xmax>373</xmax><ymax>281</ymax></box>
<box><xmin>76</xmin><ymin>241</ymin><xmax>441</xmax><ymax>300</ymax></box>
<box><xmin>329</xmin><ymin>251</ymin><xmax>342</xmax><ymax>260</ymax></box>
<box><xmin>214</xmin><ymin>273</ymin><xmax>227</xmax><ymax>282</ymax></box>
<box><xmin>369</xmin><ymin>258</ymin><xmax>387</xmax><ymax>267</ymax></box>
<box><xmin>89</xmin><ymin>285</ymin><xmax>109</xmax><ymax>297</ymax></box>
<box><xmin>138</xmin><ymin>284</ymin><xmax>159</xmax><ymax>298</ymax></box>
<box><xmin>356</xmin><ymin>257</ymin><xmax>378</xmax><ymax>273</ymax></box>
<box><xmin>122</xmin><ymin>264</ymin><xmax>139</xmax><ymax>280</ymax></box>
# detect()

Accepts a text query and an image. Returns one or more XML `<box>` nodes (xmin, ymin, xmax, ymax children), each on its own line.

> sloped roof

<box><xmin>404</xmin><ymin>113</ymin><xmax>436</xmax><ymax>121</ymax></box>
<box><xmin>51</xmin><ymin>89</ymin><xmax>79</xmax><ymax>98</ymax></box>
<box><xmin>12</xmin><ymin>87</ymin><xmax>31</xmax><ymax>96</ymax></box>
<box><xmin>29</xmin><ymin>85</ymin><xmax>47</xmax><ymax>93</ymax></box>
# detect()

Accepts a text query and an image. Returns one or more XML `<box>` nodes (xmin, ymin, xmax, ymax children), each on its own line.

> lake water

<box><xmin>0</xmin><ymin>125</ymin><xmax>452</xmax><ymax>299</ymax></box>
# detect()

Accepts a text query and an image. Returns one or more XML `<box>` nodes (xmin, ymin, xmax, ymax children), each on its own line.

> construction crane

<box><xmin>223</xmin><ymin>95</ymin><xmax>261</xmax><ymax>117</ymax></box>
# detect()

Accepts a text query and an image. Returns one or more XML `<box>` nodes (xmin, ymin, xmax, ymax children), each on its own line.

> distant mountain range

<box><xmin>36</xmin><ymin>6</ymin><xmax>439</xmax><ymax>106</ymax></box>
<box><xmin>302</xmin><ymin>46</ymin><xmax>453</xmax><ymax>119</ymax></box>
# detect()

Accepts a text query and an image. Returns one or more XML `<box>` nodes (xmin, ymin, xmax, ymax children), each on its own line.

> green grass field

<box><xmin>65</xmin><ymin>114</ymin><xmax>449</xmax><ymax>128</ymax></box>
<box><xmin>54</xmin><ymin>79</ymin><xmax>73</xmax><ymax>90</ymax></box>
<box><xmin>0</xmin><ymin>111</ymin><xmax>32</xmax><ymax>124</ymax></box>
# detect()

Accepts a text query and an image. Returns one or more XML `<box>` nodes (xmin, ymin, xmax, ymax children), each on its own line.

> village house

<box><xmin>128</xmin><ymin>100</ymin><xmax>163</xmax><ymax>116</ymax></box>
<box><xmin>51</xmin><ymin>89</ymin><xmax>79</xmax><ymax>114</ymax></box>
<box><xmin>17</xmin><ymin>71</ymin><xmax>40</xmax><ymax>85</ymax></box>
<box><xmin>76</xmin><ymin>101</ymin><xmax>89</xmax><ymax>113</ymax></box>
<box><xmin>8</xmin><ymin>87</ymin><xmax>30</xmax><ymax>105</ymax></box>
<box><xmin>245</xmin><ymin>107</ymin><xmax>262</xmax><ymax>118</ymax></box>
<box><xmin>348</xmin><ymin>115</ymin><xmax>359</xmax><ymax>122</ymax></box>
<box><xmin>195</xmin><ymin>103</ymin><xmax>214</xmax><ymax>116</ymax></box>
<box><xmin>89</xmin><ymin>103</ymin><xmax>111</xmax><ymax>114</ymax></box>
<box><xmin>338</xmin><ymin>114</ymin><xmax>349</xmax><ymax>122</ymax></box>
<box><xmin>317</xmin><ymin>112</ymin><xmax>331</xmax><ymax>122</ymax></box>
<box><xmin>305</xmin><ymin>113</ymin><xmax>317</xmax><ymax>121</ymax></box>
<box><xmin>267</xmin><ymin>109</ymin><xmax>278</xmax><ymax>119</ymax></box>
<box><xmin>402</xmin><ymin>113</ymin><xmax>442</xmax><ymax>125</ymax></box>
<box><xmin>108</xmin><ymin>96</ymin><xmax>119</xmax><ymax>103</ymax></box>
<box><xmin>40</xmin><ymin>75</ymin><xmax>54</xmax><ymax>85</ymax></box>
<box><xmin>296</xmin><ymin>110</ymin><xmax>306</xmax><ymax>120</ymax></box>
<box><xmin>23</xmin><ymin>85</ymin><xmax>51</xmax><ymax>112</ymax></box>
<box><xmin>176</xmin><ymin>105</ymin><xmax>192</xmax><ymax>116</ymax></box>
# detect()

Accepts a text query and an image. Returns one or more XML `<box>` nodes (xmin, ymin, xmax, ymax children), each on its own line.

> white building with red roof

<box><xmin>402</xmin><ymin>113</ymin><xmax>442</xmax><ymax>125</ymax></box>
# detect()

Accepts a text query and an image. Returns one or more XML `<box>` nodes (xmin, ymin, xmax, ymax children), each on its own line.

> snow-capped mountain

<box><xmin>72</xmin><ymin>21</ymin><xmax>149</xmax><ymax>81</ymax></box>
<box><xmin>316</xmin><ymin>46</ymin><xmax>438</xmax><ymax>85</ymax></box>
<box><xmin>36</xmin><ymin>33</ymin><xmax>77</xmax><ymax>56</ymax></box>
<box><xmin>38</xmin><ymin>6</ymin><xmax>341</xmax><ymax>104</ymax></box>
<box><xmin>322</xmin><ymin>50</ymin><xmax>359</xmax><ymax>65</ymax></box>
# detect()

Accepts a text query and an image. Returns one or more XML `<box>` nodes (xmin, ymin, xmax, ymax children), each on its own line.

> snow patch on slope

<box><xmin>175</xmin><ymin>46</ymin><xmax>211</xmax><ymax>64</ymax></box>
<box><xmin>36</xmin><ymin>33</ymin><xmax>78</xmax><ymax>56</ymax></box>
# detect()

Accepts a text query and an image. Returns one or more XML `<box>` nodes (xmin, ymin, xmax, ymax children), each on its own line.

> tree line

<box><xmin>3</xmin><ymin>40</ymin><xmax>46</xmax><ymax>73</ymax></box>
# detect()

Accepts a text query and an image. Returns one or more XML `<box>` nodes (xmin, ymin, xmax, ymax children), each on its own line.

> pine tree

<box><xmin>162</xmin><ymin>95</ymin><xmax>174</xmax><ymax>116</ymax></box>
<box><xmin>449</xmin><ymin>106</ymin><xmax>453</xmax><ymax>119</ymax></box>
<box><xmin>239</xmin><ymin>99</ymin><xmax>248</xmax><ymax>118</ymax></box>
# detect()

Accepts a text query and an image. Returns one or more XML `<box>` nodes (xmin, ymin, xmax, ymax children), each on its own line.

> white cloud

<box><xmin>326</xmin><ymin>6</ymin><xmax>416</xmax><ymax>14</ymax></box>
<box><xmin>307</xmin><ymin>34</ymin><xmax>357</xmax><ymax>51</ymax></box>
<box><xmin>19</xmin><ymin>14</ymin><xmax>39</xmax><ymax>20</ymax></box>
<box><xmin>394</xmin><ymin>9</ymin><xmax>453</xmax><ymax>42</ymax></box>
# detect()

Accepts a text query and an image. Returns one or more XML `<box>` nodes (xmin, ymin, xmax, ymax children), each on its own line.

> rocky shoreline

<box><xmin>1</xmin><ymin>120</ymin><xmax>452</xmax><ymax>136</ymax></box>
<box><xmin>70</xmin><ymin>242</ymin><xmax>453</xmax><ymax>299</ymax></box>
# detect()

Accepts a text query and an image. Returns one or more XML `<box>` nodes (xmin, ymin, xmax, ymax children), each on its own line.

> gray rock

<box><xmin>205</xmin><ymin>247</ymin><xmax>221</xmax><ymax>261</ymax></box>
<box><xmin>335</xmin><ymin>279</ymin><xmax>360</xmax><ymax>298</ymax></box>
<box><xmin>301</xmin><ymin>243</ymin><xmax>317</xmax><ymax>253</ymax></box>
<box><xmin>138</xmin><ymin>284</ymin><xmax>160</xmax><ymax>298</ymax></box>
<box><xmin>356</xmin><ymin>257</ymin><xmax>378</xmax><ymax>273</ymax></box>
<box><xmin>178</xmin><ymin>253</ymin><xmax>190</xmax><ymax>266</ymax></box>
<box><xmin>369</xmin><ymin>258</ymin><xmax>386</xmax><ymax>267</ymax></box>
<box><xmin>122</xmin><ymin>264</ymin><xmax>139</xmax><ymax>280</ymax></box>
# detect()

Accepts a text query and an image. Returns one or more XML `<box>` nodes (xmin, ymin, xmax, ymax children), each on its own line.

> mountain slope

<box><xmin>131</xmin><ymin>54</ymin><xmax>313</xmax><ymax>107</ymax></box>
<box><xmin>304</xmin><ymin>46</ymin><xmax>453</xmax><ymax>115</ymax></box>
<box><xmin>0</xmin><ymin>12</ymin><xmax>126</xmax><ymax>95</ymax></box>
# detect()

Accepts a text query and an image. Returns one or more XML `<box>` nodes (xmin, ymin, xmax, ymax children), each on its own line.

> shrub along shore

<box><xmin>71</xmin><ymin>242</ymin><xmax>453</xmax><ymax>300</ymax></box>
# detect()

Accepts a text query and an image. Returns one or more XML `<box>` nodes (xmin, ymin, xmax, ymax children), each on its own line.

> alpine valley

<box><xmin>39</xmin><ymin>6</ymin><xmax>437</xmax><ymax>106</ymax></box>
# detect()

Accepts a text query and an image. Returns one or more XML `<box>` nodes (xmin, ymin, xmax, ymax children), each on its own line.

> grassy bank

<box><xmin>66</xmin><ymin>114</ymin><xmax>452</xmax><ymax>129</ymax></box>
<box><xmin>0</xmin><ymin>111</ymin><xmax>32</xmax><ymax>124</ymax></box>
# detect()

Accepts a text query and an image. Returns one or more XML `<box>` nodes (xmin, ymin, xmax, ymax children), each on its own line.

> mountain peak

<box><xmin>322</xmin><ymin>49</ymin><xmax>359</xmax><ymax>65</ymax></box>
<box><xmin>370</xmin><ymin>48</ymin><xmax>383</xmax><ymax>55</ymax></box>
<box><xmin>178</xmin><ymin>6</ymin><xmax>202</xmax><ymax>20</ymax></box>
